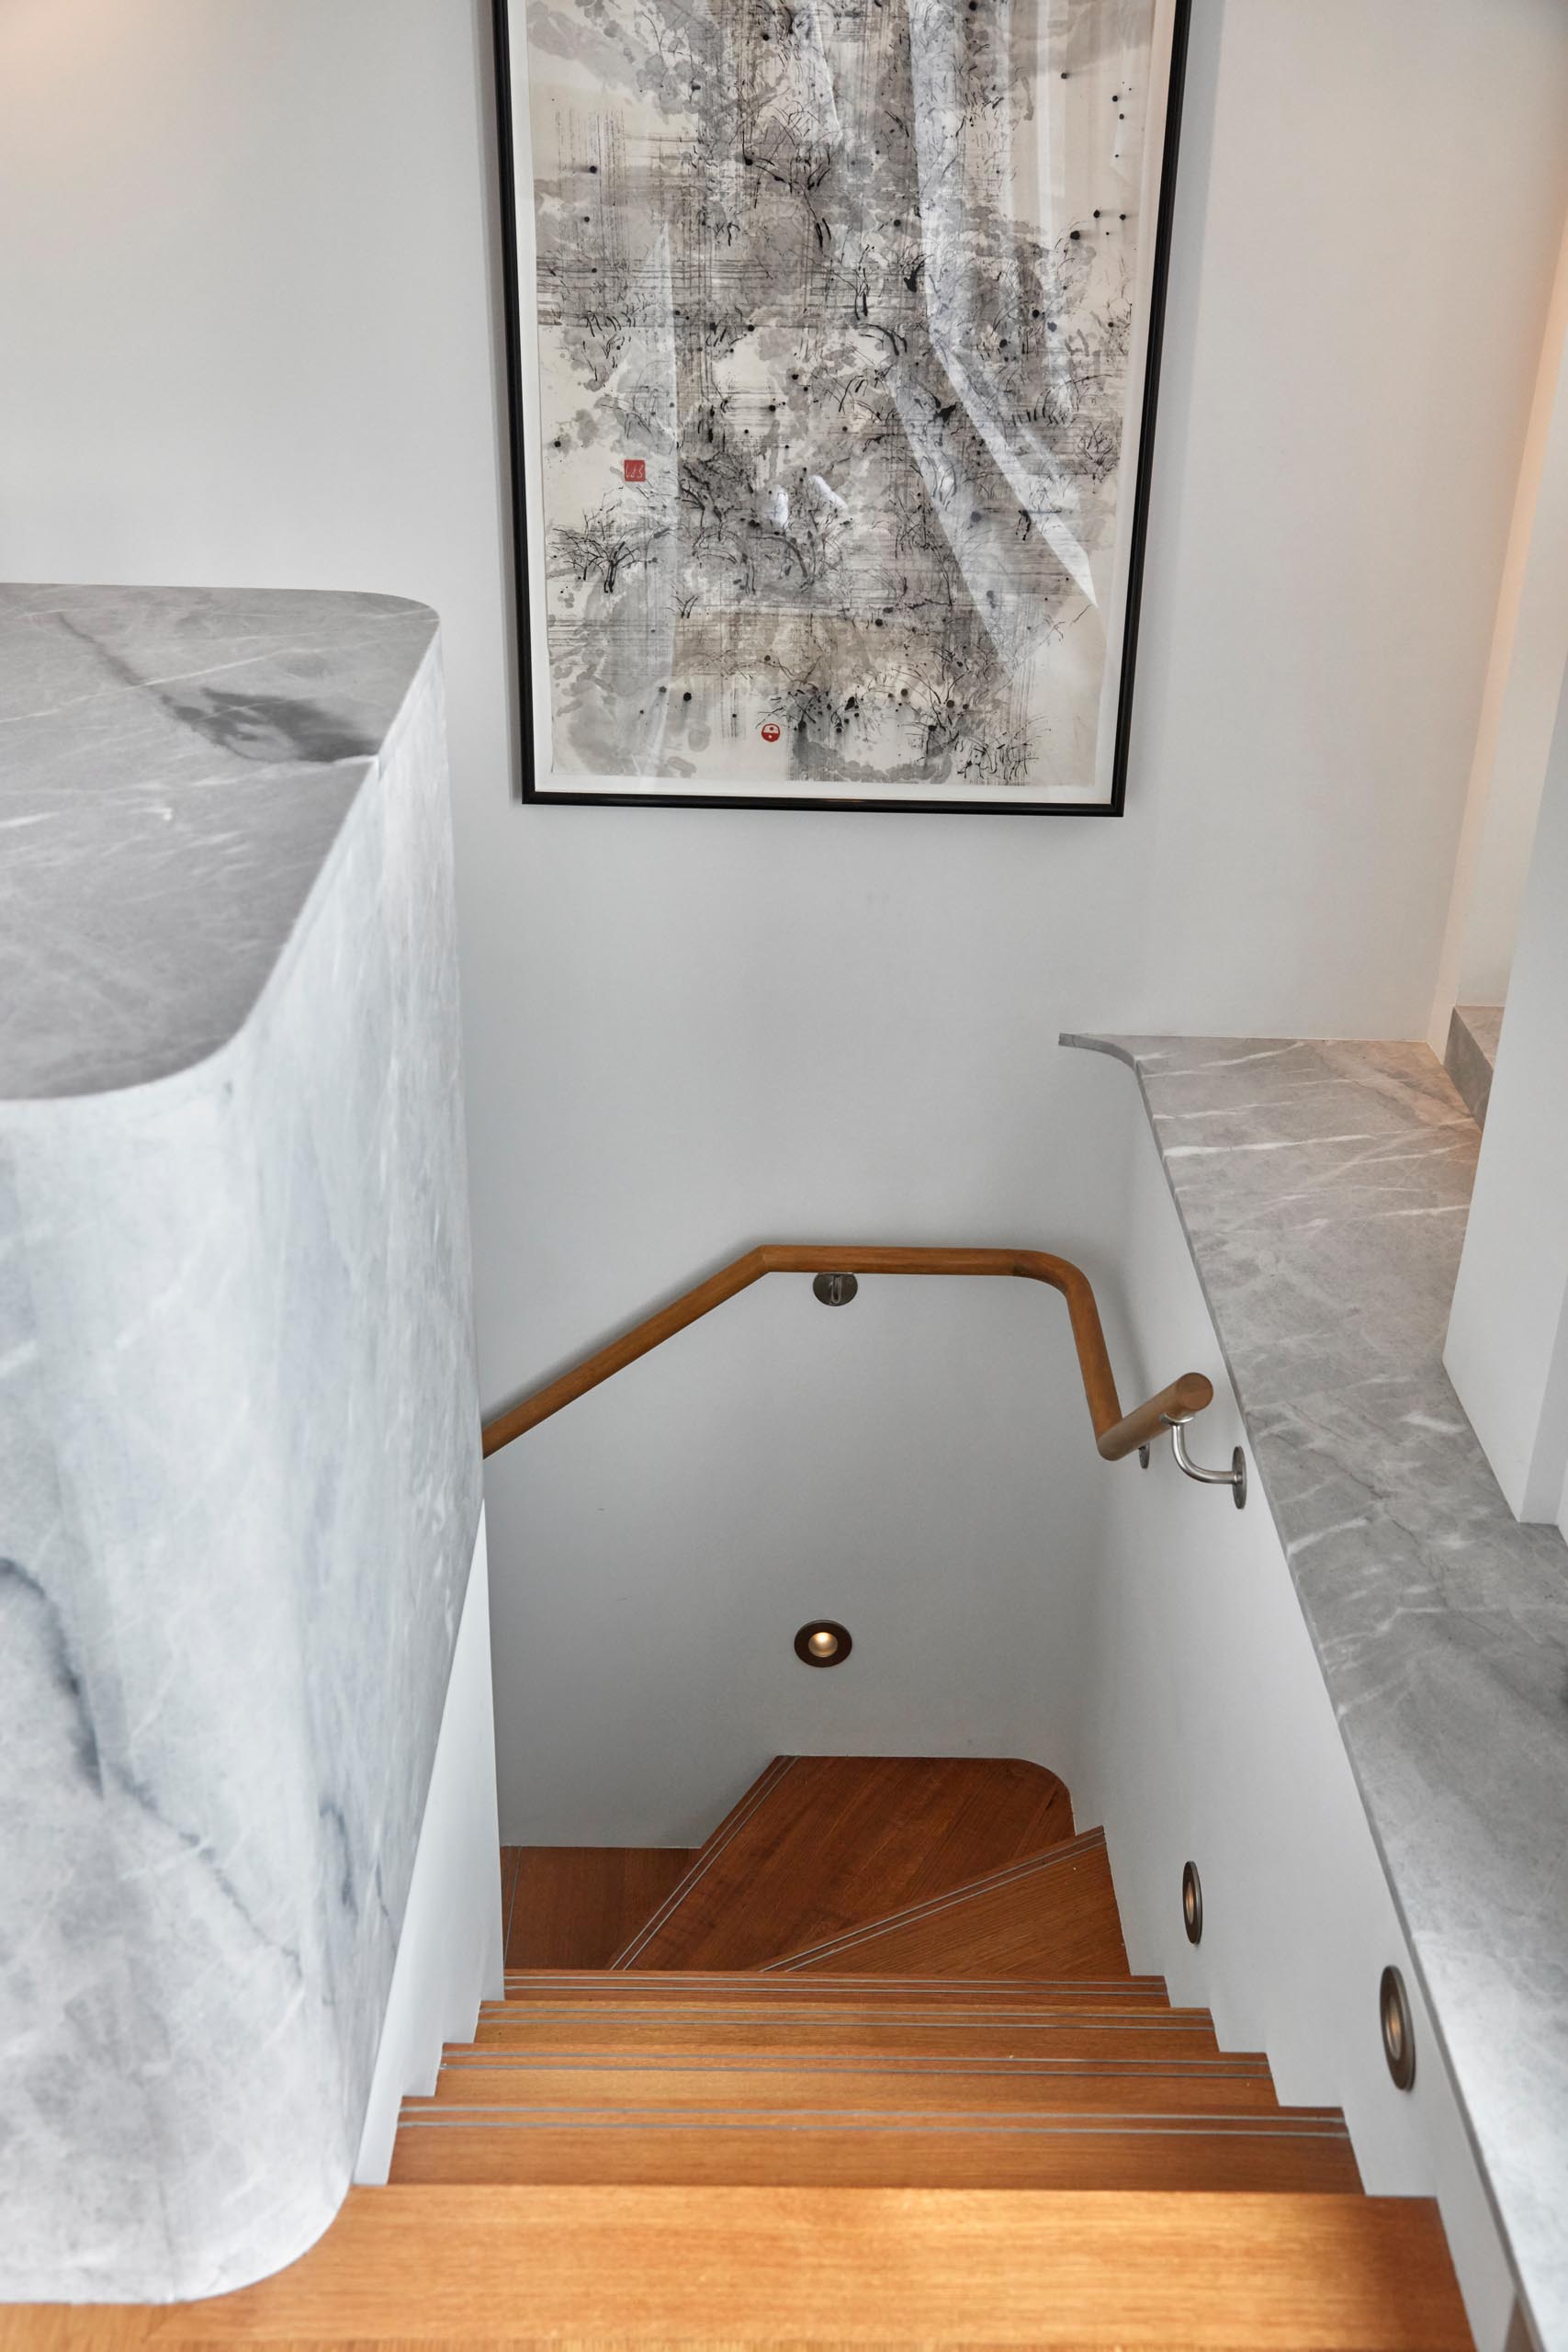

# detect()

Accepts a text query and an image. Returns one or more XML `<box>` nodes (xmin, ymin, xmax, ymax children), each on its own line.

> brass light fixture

<box><xmin>1181</xmin><ymin>1860</ymin><xmax>1203</xmax><ymax>1945</ymax></box>
<box><xmin>795</xmin><ymin>1619</ymin><xmax>852</xmax><ymax>1668</ymax></box>
<box><xmin>1380</xmin><ymin>1965</ymin><xmax>1416</xmax><ymax>2090</ymax></box>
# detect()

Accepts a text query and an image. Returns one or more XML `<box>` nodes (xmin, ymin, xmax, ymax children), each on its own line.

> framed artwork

<box><xmin>493</xmin><ymin>0</ymin><xmax>1190</xmax><ymax>814</ymax></box>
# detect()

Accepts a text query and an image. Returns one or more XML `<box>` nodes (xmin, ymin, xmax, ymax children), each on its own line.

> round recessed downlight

<box><xmin>795</xmin><ymin>1619</ymin><xmax>852</xmax><ymax>1668</ymax></box>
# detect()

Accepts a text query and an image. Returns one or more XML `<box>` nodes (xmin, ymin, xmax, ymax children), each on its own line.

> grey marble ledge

<box><xmin>1065</xmin><ymin>1034</ymin><xmax>1568</xmax><ymax>2352</ymax></box>
<box><xmin>0</xmin><ymin>583</ymin><xmax>440</xmax><ymax>1100</ymax></box>
<box><xmin>0</xmin><ymin>588</ymin><xmax>481</xmax><ymax>2299</ymax></box>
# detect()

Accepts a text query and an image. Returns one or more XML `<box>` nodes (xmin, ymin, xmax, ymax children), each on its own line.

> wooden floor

<box><xmin>0</xmin><ymin>2187</ymin><xmax>1473</xmax><ymax>2348</ymax></box>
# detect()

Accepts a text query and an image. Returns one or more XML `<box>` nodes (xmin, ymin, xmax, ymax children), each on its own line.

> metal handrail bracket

<box><xmin>1166</xmin><ymin>1413</ymin><xmax>1247</xmax><ymax>1509</ymax></box>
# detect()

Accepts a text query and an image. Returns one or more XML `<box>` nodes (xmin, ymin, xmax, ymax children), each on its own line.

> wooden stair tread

<box><xmin>615</xmin><ymin>1757</ymin><xmax>1076</xmax><ymax>1971</ymax></box>
<box><xmin>9</xmin><ymin>2187</ymin><xmax>1471</xmax><ymax>2348</ymax></box>
<box><xmin>766</xmin><ymin>1830</ymin><xmax>1128</xmax><ymax>1979</ymax></box>
<box><xmin>470</xmin><ymin>2013</ymin><xmax>1230</xmax><ymax>2062</ymax></box>
<box><xmin>414</xmin><ymin>2057</ymin><xmax>1293</xmax><ymax>2114</ymax></box>
<box><xmin>502</xmin><ymin>1969</ymin><xmax>1166</xmax><ymax>2004</ymax></box>
<box><xmin>389</xmin><ymin>2114</ymin><xmax>1362</xmax><ymax>2193</ymax></box>
<box><xmin>503</xmin><ymin>1847</ymin><xmax>696</xmax><ymax>1970</ymax></box>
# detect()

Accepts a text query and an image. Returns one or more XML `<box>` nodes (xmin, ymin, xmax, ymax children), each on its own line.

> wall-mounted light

<box><xmin>1181</xmin><ymin>1860</ymin><xmax>1203</xmax><ymax>1945</ymax></box>
<box><xmin>795</xmin><ymin>1619</ymin><xmax>852</xmax><ymax>1667</ymax></box>
<box><xmin>1380</xmin><ymin>1965</ymin><xmax>1416</xmax><ymax>2090</ymax></box>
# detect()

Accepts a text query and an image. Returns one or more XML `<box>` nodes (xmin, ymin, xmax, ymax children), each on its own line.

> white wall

<box><xmin>356</xmin><ymin>1518</ymin><xmax>504</xmax><ymax>2185</ymax></box>
<box><xmin>1429</xmin><ymin>215</ymin><xmax>1568</xmax><ymax>1038</ymax></box>
<box><xmin>470</xmin><ymin>0</ymin><xmax>1568</xmax><ymax>1836</ymax></box>
<box><xmin>4</xmin><ymin>0</ymin><xmax>1568</xmax><ymax>1841</ymax></box>
<box><xmin>484</xmin><ymin>1079</ymin><xmax>1117</xmax><ymax>1843</ymax></box>
<box><xmin>1445</xmin><ymin>658</ymin><xmax>1568</xmax><ymax>1527</ymax></box>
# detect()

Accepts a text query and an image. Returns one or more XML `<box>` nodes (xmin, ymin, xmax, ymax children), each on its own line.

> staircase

<box><xmin>46</xmin><ymin>1758</ymin><xmax>1472</xmax><ymax>2347</ymax></box>
<box><xmin>381</xmin><ymin>1757</ymin><xmax>1467</xmax><ymax>2343</ymax></box>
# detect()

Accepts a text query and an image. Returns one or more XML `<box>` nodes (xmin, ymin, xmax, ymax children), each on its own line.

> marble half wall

<box><xmin>0</xmin><ymin>594</ymin><xmax>483</xmax><ymax>2298</ymax></box>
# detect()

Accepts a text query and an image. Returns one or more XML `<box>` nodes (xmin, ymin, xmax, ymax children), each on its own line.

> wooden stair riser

<box><xmin>617</xmin><ymin>1756</ymin><xmax>1077</xmax><ymax>1971</ymax></box>
<box><xmin>503</xmin><ymin>1846</ymin><xmax>698</xmax><ymax>1970</ymax></box>
<box><xmin>768</xmin><ymin>1832</ymin><xmax>1128</xmax><ymax>1978</ymax></box>
<box><xmin>388</xmin><ymin>2116</ymin><xmax>1362</xmax><ymax>2194</ymax></box>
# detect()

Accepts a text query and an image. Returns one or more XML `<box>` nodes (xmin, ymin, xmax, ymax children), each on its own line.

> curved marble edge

<box><xmin>0</xmin><ymin>637</ymin><xmax>442</xmax><ymax>1134</ymax></box>
<box><xmin>0</xmin><ymin>584</ymin><xmax>440</xmax><ymax>1102</ymax></box>
<box><xmin>1064</xmin><ymin>1031</ymin><xmax>1568</xmax><ymax>2352</ymax></box>
<box><xmin>1</xmin><ymin>596</ymin><xmax>482</xmax><ymax>2299</ymax></box>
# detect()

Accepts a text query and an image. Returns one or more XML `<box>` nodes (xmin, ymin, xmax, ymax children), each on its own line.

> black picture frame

<box><xmin>492</xmin><ymin>0</ymin><xmax>1191</xmax><ymax>817</ymax></box>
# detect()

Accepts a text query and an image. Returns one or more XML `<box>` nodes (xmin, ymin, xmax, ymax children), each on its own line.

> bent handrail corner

<box><xmin>480</xmin><ymin>1243</ymin><xmax>1213</xmax><ymax>1464</ymax></box>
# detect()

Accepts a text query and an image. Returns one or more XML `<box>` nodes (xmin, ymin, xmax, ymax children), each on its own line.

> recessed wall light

<box><xmin>1181</xmin><ymin>1860</ymin><xmax>1203</xmax><ymax>1945</ymax></box>
<box><xmin>795</xmin><ymin>1619</ymin><xmax>852</xmax><ymax>1667</ymax></box>
<box><xmin>1380</xmin><ymin>1965</ymin><xmax>1416</xmax><ymax>2090</ymax></box>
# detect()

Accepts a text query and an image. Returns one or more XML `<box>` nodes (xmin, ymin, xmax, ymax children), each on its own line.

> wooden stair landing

<box><xmin>614</xmin><ymin>1755</ymin><xmax>1075</xmax><ymax>1970</ymax></box>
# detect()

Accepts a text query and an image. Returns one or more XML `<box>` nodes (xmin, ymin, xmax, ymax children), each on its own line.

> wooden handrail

<box><xmin>480</xmin><ymin>1245</ymin><xmax>1213</xmax><ymax>1464</ymax></box>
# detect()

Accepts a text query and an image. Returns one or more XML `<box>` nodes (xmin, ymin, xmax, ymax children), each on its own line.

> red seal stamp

<box><xmin>623</xmin><ymin>458</ymin><xmax>646</xmax><ymax>481</ymax></box>
<box><xmin>760</xmin><ymin>721</ymin><xmax>781</xmax><ymax>742</ymax></box>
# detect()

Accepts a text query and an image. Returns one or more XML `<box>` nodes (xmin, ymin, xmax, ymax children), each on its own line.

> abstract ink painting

<box><xmin>495</xmin><ymin>0</ymin><xmax>1189</xmax><ymax>811</ymax></box>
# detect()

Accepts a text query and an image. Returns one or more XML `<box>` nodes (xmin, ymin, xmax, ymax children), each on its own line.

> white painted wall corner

<box><xmin>355</xmin><ymin>1511</ymin><xmax>503</xmax><ymax>2184</ymax></box>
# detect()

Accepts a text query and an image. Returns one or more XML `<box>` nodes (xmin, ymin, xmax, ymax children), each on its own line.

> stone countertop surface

<box><xmin>1066</xmin><ymin>1035</ymin><xmax>1568</xmax><ymax>2352</ymax></box>
<box><xmin>0</xmin><ymin>583</ymin><xmax>438</xmax><ymax>1100</ymax></box>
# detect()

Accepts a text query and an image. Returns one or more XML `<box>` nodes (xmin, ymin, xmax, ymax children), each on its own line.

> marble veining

<box><xmin>1066</xmin><ymin>1035</ymin><xmax>1568</xmax><ymax>2352</ymax></box>
<box><xmin>0</xmin><ymin>589</ymin><xmax>481</xmax><ymax>2298</ymax></box>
